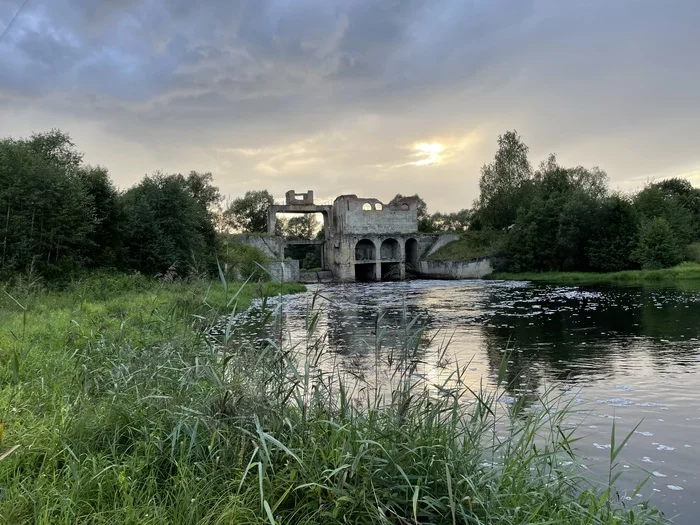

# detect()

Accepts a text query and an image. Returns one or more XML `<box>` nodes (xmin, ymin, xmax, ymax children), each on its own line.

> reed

<box><xmin>0</xmin><ymin>273</ymin><xmax>668</xmax><ymax>524</ymax></box>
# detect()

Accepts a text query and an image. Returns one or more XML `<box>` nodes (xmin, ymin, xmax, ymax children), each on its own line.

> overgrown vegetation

<box><xmin>443</xmin><ymin>131</ymin><xmax>700</xmax><ymax>274</ymax></box>
<box><xmin>427</xmin><ymin>230</ymin><xmax>502</xmax><ymax>261</ymax></box>
<box><xmin>492</xmin><ymin>261</ymin><xmax>700</xmax><ymax>283</ymax></box>
<box><xmin>0</xmin><ymin>274</ymin><xmax>668</xmax><ymax>524</ymax></box>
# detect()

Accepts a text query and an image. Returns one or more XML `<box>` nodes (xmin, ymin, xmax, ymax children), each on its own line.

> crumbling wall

<box><xmin>234</xmin><ymin>234</ymin><xmax>283</xmax><ymax>259</ymax></box>
<box><xmin>267</xmin><ymin>260</ymin><xmax>300</xmax><ymax>282</ymax></box>
<box><xmin>332</xmin><ymin>195</ymin><xmax>418</xmax><ymax>235</ymax></box>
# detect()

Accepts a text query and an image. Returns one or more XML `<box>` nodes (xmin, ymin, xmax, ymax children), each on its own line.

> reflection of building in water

<box><xmin>324</xmin><ymin>295</ymin><xmax>433</xmax><ymax>357</ymax></box>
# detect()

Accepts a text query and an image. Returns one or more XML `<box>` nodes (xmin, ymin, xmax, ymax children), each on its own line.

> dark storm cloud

<box><xmin>1</xmin><ymin>0</ymin><xmax>699</xmax><ymax>209</ymax></box>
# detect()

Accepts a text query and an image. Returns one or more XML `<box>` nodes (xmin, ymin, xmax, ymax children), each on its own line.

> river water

<box><xmin>229</xmin><ymin>279</ymin><xmax>700</xmax><ymax>523</ymax></box>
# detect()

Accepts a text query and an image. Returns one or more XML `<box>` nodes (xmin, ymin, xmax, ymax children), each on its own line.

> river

<box><xmin>225</xmin><ymin>279</ymin><xmax>700</xmax><ymax>523</ymax></box>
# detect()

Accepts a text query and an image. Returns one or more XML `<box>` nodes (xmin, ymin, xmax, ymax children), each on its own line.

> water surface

<box><xmin>230</xmin><ymin>279</ymin><xmax>700</xmax><ymax>523</ymax></box>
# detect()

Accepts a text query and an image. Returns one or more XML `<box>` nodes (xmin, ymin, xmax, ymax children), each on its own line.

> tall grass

<box><xmin>0</xmin><ymin>273</ymin><xmax>668</xmax><ymax>524</ymax></box>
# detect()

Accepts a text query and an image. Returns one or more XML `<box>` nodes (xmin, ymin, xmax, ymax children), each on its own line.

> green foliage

<box><xmin>430</xmin><ymin>208</ymin><xmax>471</xmax><ymax>232</ymax></box>
<box><xmin>427</xmin><ymin>229</ymin><xmax>502</xmax><ymax>261</ymax></box>
<box><xmin>76</xmin><ymin>165</ymin><xmax>125</xmax><ymax>268</ymax></box>
<box><xmin>587</xmin><ymin>195</ymin><xmax>639</xmax><ymax>272</ymax></box>
<box><xmin>471</xmin><ymin>132</ymin><xmax>700</xmax><ymax>275</ymax></box>
<box><xmin>219</xmin><ymin>236</ymin><xmax>270</xmax><ymax>280</ymax></box>
<box><xmin>0</xmin><ymin>134</ymin><xmax>95</xmax><ymax>279</ymax></box>
<box><xmin>475</xmin><ymin>130</ymin><xmax>533</xmax><ymax>230</ymax></box>
<box><xmin>685</xmin><ymin>242</ymin><xmax>700</xmax><ymax>263</ymax></box>
<box><xmin>491</xmin><ymin>262</ymin><xmax>700</xmax><ymax>283</ymax></box>
<box><xmin>633</xmin><ymin>217</ymin><xmax>683</xmax><ymax>269</ymax></box>
<box><xmin>225</xmin><ymin>190</ymin><xmax>274</xmax><ymax>233</ymax></box>
<box><xmin>119</xmin><ymin>172</ymin><xmax>219</xmax><ymax>276</ymax></box>
<box><xmin>0</xmin><ymin>278</ymin><xmax>666</xmax><ymax>524</ymax></box>
<box><xmin>499</xmin><ymin>155</ymin><xmax>608</xmax><ymax>272</ymax></box>
<box><xmin>282</xmin><ymin>214</ymin><xmax>319</xmax><ymax>240</ymax></box>
<box><xmin>633</xmin><ymin>180</ymin><xmax>700</xmax><ymax>245</ymax></box>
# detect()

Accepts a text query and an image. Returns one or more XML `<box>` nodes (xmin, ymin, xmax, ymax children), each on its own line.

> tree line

<box><xmin>472</xmin><ymin>131</ymin><xmax>700</xmax><ymax>272</ymax></box>
<box><xmin>2</xmin><ymin>128</ymin><xmax>697</xmax><ymax>282</ymax></box>
<box><xmin>0</xmin><ymin>130</ymin><xmax>228</xmax><ymax>280</ymax></box>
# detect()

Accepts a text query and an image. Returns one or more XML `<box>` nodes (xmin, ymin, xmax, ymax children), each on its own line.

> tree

<box><xmin>430</xmin><ymin>209</ymin><xmax>471</xmax><ymax>232</ymax></box>
<box><xmin>76</xmin><ymin>165</ymin><xmax>125</xmax><ymax>268</ymax></box>
<box><xmin>499</xmin><ymin>155</ymin><xmax>610</xmax><ymax>272</ymax></box>
<box><xmin>475</xmin><ymin>130</ymin><xmax>532</xmax><ymax>230</ymax></box>
<box><xmin>634</xmin><ymin>179</ymin><xmax>700</xmax><ymax>245</ymax></box>
<box><xmin>0</xmin><ymin>135</ymin><xmax>95</xmax><ymax>278</ymax></box>
<box><xmin>185</xmin><ymin>171</ymin><xmax>221</xmax><ymax>211</ymax></box>
<box><xmin>225</xmin><ymin>190</ymin><xmax>274</xmax><ymax>233</ymax></box>
<box><xmin>26</xmin><ymin>129</ymin><xmax>84</xmax><ymax>173</ymax></box>
<box><xmin>633</xmin><ymin>217</ymin><xmax>682</xmax><ymax>269</ymax></box>
<box><xmin>283</xmin><ymin>214</ymin><xmax>318</xmax><ymax>240</ymax></box>
<box><xmin>587</xmin><ymin>195</ymin><xmax>639</xmax><ymax>272</ymax></box>
<box><xmin>120</xmin><ymin>172</ymin><xmax>218</xmax><ymax>275</ymax></box>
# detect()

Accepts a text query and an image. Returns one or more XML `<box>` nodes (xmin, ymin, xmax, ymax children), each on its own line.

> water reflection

<box><xmin>214</xmin><ymin>279</ymin><xmax>700</xmax><ymax>523</ymax></box>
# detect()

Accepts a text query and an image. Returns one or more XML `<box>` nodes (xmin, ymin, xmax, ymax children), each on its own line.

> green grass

<box><xmin>427</xmin><ymin>230</ymin><xmax>502</xmax><ymax>262</ymax></box>
<box><xmin>0</xmin><ymin>272</ymin><xmax>668</xmax><ymax>524</ymax></box>
<box><xmin>491</xmin><ymin>262</ymin><xmax>700</xmax><ymax>284</ymax></box>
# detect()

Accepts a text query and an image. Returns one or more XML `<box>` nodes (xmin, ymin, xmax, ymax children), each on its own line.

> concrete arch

<box><xmin>355</xmin><ymin>238</ymin><xmax>376</xmax><ymax>261</ymax></box>
<box><xmin>380</xmin><ymin>238</ymin><xmax>400</xmax><ymax>260</ymax></box>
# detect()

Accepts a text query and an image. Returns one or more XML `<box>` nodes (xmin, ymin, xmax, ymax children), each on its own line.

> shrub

<box><xmin>219</xmin><ymin>237</ymin><xmax>270</xmax><ymax>280</ymax></box>
<box><xmin>633</xmin><ymin>217</ymin><xmax>683</xmax><ymax>269</ymax></box>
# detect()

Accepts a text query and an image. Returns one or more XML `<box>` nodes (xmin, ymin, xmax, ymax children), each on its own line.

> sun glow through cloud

<box><xmin>411</xmin><ymin>142</ymin><xmax>445</xmax><ymax>166</ymax></box>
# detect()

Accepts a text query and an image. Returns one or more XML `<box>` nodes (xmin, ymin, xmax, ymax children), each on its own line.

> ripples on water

<box><xmin>215</xmin><ymin>279</ymin><xmax>700</xmax><ymax>523</ymax></box>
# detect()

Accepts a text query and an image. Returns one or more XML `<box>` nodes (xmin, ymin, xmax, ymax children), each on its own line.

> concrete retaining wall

<box><xmin>235</xmin><ymin>234</ymin><xmax>283</xmax><ymax>259</ymax></box>
<box><xmin>418</xmin><ymin>258</ymin><xmax>493</xmax><ymax>279</ymax></box>
<box><xmin>423</xmin><ymin>233</ymin><xmax>460</xmax><ymax>258</ymax></box>
<box><xmin>267</xmin><ymin>260</ymin><xmax>300</xmax><ymax>282</ymax></box>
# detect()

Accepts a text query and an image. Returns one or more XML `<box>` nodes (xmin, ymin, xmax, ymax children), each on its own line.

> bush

<box><xmin>633</xmin><ymin>217</ymin><xmax>683</xmax><ymax>269</ymax></box>
<box><xmin>219</xmin><ymin>237</ymin><xmax>270</xmax><ymax>280</ymax></box>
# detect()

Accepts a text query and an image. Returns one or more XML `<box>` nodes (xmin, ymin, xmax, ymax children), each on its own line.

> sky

<box><xmin>1</xmin><ymin>0</ymin><xmax>700</xmax><ymax>212</ymax></box>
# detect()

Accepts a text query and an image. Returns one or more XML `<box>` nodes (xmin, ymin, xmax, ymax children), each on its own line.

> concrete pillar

<box><xmin>267</xmin><ymin>208</ymin><xmax>276</xmax><ymax>235</ymax></box>
<box><xmin>399</xmin><ymin>239</ymin><xmax>406</xmax><ymax>280</ymax></box>
<box><xmin>374</xmin><ymin>238</ymin><xmax>381</xmax><ymax>281</ymax></box>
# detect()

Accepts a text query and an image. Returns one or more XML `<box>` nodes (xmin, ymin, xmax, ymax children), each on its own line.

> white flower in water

<box><xmin>667</xmin><ymin>485</ymin><xmax>684</xmax><ymax>491</ymax></box>
<box><xmin>652</xmin><ymin>471</ymin><xmax>667</xmax><ymax>478</ymax></box>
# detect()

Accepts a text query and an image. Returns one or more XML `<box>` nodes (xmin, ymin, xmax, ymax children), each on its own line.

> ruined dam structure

<box><xmin>244</xmin><ymin>190</ymin><xmax>492</xmax><ymax>282</ymax></box>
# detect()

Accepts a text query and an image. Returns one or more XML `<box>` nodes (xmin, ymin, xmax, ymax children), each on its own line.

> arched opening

<box><xmin>405</xmin><ymin>238</ymin><xmax>419</xmax><ymax>277</ymax></box>
<box><xmin>355</xmin><ymin>239</ymin><xmax>376</xmax><ymax>282</ymax></box>
<box><xmin>355</xmin><ymin>239</ymin><xmax>375</xmax><ymax>261</ymax></box>
<box><xmin>362</xmin><ymin>202</ymin><xmax>372</xmax><ymax>211</ymax></box>
<box><xmin>380</xmin><ymin>238</ymin><xmax>401</xmax><ymax>281</ymax></box>
<box><xmin>374</xmin><ymin>203</ymin><xmax>383</xmax><ymax>211</ymax></box>
<box><xmin>380</xmin><ymin>238</ymin><xmax>400</xmax><ymax>260</ymax></box>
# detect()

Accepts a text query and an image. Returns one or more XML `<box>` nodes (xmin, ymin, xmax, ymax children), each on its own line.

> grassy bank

<box><xmin>491</xmin><ymin>261</ymin><xmax>700</xmax><ymax>284</ymax></box>
<box><xmin>0</xmin><ymin>273</ymin><xmax>667</xmax><ymax>524</ymax></box>
<box><xmin>427</xmin><ymin>231</ymin><xmax>501</xmax><ymax>262</ymax></box>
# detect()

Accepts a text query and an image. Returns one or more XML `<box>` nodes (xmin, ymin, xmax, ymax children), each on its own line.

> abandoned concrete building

<box><xmin>239</xmin><ymin>190</ymin><xmax>491</xmax><ymax>282</ymax></box>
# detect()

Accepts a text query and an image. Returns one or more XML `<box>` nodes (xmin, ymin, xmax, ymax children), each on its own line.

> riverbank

<box><xmin>0</xmin><ymin>273</ymin><xmax>667</xmax><ymax>524</ymax></box>
<box><xmin>491</xmin><ymin>262</ymin><xmax>700</xmax><ymax>284</ymax></box>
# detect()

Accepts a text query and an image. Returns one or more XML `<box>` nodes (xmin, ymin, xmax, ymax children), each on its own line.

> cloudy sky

<box><xmin>1</xmin><ymin>0</ymin><xmax>699</xmax><ymax>212</ymax></box>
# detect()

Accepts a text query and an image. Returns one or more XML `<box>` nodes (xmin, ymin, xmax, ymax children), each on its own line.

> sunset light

<box><xmin>412</xmin><ymin>142</ymin><xmax>445</xmax><ymax>166</ymax></box>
